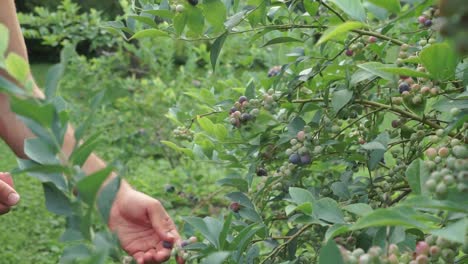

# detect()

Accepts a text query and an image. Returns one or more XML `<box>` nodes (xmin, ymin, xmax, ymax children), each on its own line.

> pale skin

<box><xmin>0</xmin><ymin>1</ymin><xmax>184</xmax><ymax>263</ymax></box>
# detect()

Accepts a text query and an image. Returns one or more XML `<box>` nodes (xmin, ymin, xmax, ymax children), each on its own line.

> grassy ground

<box><xmin>0</xmin><ymin>64</ymin><xmax>64</xmax><ymax>264</ymax></box>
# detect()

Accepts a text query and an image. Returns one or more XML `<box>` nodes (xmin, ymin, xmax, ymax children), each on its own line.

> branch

<box><xmin>260</xmin><ymin>223</ymin><xmax>314</xmax><ymax>264</ymax></box>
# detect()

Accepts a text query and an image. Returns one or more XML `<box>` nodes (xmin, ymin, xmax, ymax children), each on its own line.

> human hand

<box><xmin>109</xmin><ymin>181</ymin><xmax>185</xmax><ymax>264</ymax></box>
<box><xmin>0</xmin><ymin>172</ymin><xmax>20</xmax><ymax>215</ymax></box>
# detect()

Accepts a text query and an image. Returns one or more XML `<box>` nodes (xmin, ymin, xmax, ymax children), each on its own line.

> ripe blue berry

<box><xmin>398</xmin><ymin>82</ymin><xmax>410</xmax><ymax>94</ymax></box>
<box><xmin>424</xmin><ymin>19</ymin><xmax>433</xmax><ymax>27</ymax></box>
<box><xmin>238</xmin><ymin>96</ymin><xmax>248</xmax><ymax>104</ymax></box>
<box><xmin>187</xmin><ymin>0</ymin><xmax>198</xmax><ymax>6</ymax></box>
<box><xmin>289</xmin><ymin>153</ymin><xmax>301</xmax><ymax>164</ymax></box>
<box><xmin>241</xmin><ymin>113</ymin><xmax>252</xmax><ymax>122</ymax></box>
<box><xmin>162</xmin><ymin>241</ymin><xmax>173</xmax><ymax>249</ymax></box>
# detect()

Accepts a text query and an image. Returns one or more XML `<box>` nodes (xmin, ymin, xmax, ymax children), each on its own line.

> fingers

<box><xmin>147</xmin><ymin>199</ymin><xmax>185</xmax><ymax>264</ymax></box>
<box><xmin>0</xmin><ymin>172</ymin><xmax>19</xmax><ymax>207</ymax></box>
<box><xmin>148</xmin><ymin>200</ymin><xmax>181</xmax><ymax>243</ymax></box>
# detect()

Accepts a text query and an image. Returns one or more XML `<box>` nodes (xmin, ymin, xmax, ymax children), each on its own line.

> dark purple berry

<box><xmin>181</xmin><ymin>240</ymin><xmax>190</xmax><ymax>247</ymax></box>
<box><xmin>345</xmin><ymin>49</ymin><xmax>354</xmax><ymax>57</ymax></box>
<box><xmin>398</xmin><ymin>82</ymin><xmax>410</xmax><ymax>94</ymax></box>
<box><xmin>240</xmin><ymin>113</ymin><xmax>252</xmax><ymax>122</ymax></box>
<box><xmin>424</xmin><ymin>19</ymin><xmax>433</xmax><ymax>27</ymax></box>
<box><xmin>187</xmin><ymin>0</ymin><xmax>198</xmax><ymax>6</ymax></box>
<box><xmin>289</xmin><ymin>153</ymin><xmax>301</xmax><ymax>164</ymax></box>
<box><xmin>162</xmin><ymin>241</ymin><xmax>173</xmax><ymax>249</ymax></box>
<box><xmin>300</xmin><ymin>154</ymin><xmax>311</xmax><ymax>165</ymax></box>
<box><xmin>229</xmin><ymin>107</ymin><xmax>238</xmax><ymax>114</ymax></box>
<box><xmin>164</xmin><ymin>184</ymin><xmax>175</xmax><ymax>193</ymax></box>
<box><xmin>391</xmin><ymin>120</ymin><xmax>400</xmax><ymax>128</ymax></box>
<box><xmin>230</xmin><ymin>202</ymin><xmax>241</xmax><ymax>212</ymax></box>
<box><xmin>256</xmin><ymin>168</ymin><xmax>268</xmax><ymax>176</ymax></box>
<box><xmin>238</xmin><ymin>96</ymin><xmax>248</xmax><ymax>104</ymax></box>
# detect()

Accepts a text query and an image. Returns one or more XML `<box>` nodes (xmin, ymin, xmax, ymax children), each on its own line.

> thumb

<box><xmin>0</xmin><ymin>172</ymin><xmax>19</xmax><ymax>206</ymax></box>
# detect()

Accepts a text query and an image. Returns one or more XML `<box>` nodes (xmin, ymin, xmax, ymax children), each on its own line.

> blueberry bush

<box><xmin>107</xmin><ymin>0</ymin><xmax>467</xmax><ymax>263</ymax></box>
<box><xmin>0</xmin><ymin>0</ymin><xmax>467</xmax><ymax>263</ymax></box>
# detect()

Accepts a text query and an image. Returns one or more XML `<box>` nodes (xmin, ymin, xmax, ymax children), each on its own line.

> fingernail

<box><xmin>8</xmin><ymin>193</ymin><xmax>20</xmax><ymax>205</ymax></box>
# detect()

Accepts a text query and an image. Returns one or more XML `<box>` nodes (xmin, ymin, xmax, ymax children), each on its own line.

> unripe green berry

<box><xmin>435</xmin><ymin>182</ymin><xmax>447</xmax><ymax>195</ymax></box>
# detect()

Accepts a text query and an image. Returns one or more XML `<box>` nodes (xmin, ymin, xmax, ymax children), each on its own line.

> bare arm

<box><xmin>0</xmin><ymin>0</ymin><xmax>113</xmax><ymax>177</ymax></box>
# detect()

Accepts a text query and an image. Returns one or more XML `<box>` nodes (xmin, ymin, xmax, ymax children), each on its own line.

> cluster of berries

<box><xmin>173</xmin><ymin>126</ymin><xmax>194</xmax><ymax>141</ymax></box>
<box><xmin>228</xmin><ymin>89</ymin><xmax>281</xmax><ymax>127</ymax></box>
<box><xmin>339</xmin><ymin>236</ymin><xmax>464</xmax><ymax>264</ymax></box>
<box><xmin>345</xmin><ymin>35</ymin><xmax>378</xmax><ymax>57</ymax></box>
<box><xmin>229</xmin><ymin>96</ymin><xmax>256</xmax><ymax>127</ymax></box>
<box><xmin>286</xmin><ymin>129</ymin><xmax>313</xmax><ymax>166</ymax></box>
<box><xmin>424</xmin><ymin>138</ymin><xmax>467</xmax><ymax>198</ymax></box>
<box><xmin>394</xmin><ymin>76</ymin><xmax>440</xmax><ymax>107</ymax></box>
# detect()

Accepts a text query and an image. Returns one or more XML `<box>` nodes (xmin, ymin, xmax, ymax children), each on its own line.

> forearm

<box><xmin>0</xmin><ymin>0</ymin><xmax>117</xmax><ymax>178</ymax></box>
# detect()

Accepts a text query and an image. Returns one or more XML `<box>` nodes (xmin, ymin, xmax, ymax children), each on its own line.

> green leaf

<box><xmin>332</xmin><ymin>89</ymin><xmax>353</xmax><ymax>112</ymax></box>
<box><xmin>304</xmin><ymin>1</ymin><xmax>319</xmax><ymax>16</ymax></box>
<box><xmin>419</xmin><ymin>43</ymin><xmax>458</xmax><ymax>81</ymax></box>
<box><xmin>289</xmin><ymin>187</ymin><xmax>315</xmax><ymax>205</ymax></box>
<box><xmin>198</xmin><ymin>117</ymin><xmax>215</xmax><ymax>135</ymax></box>
<box><xmin>343</xmin><ymin>203</ymin><xmax>373</xmax><ymax>216</ymax></box>
<box><xmin>247</xmin><ymin>0</ymin><xmax>267</xmax><ymax>26</ymax></box>
<box><xmin>325</xmin><ymin>224</ymin><xmax>351</xmax><ymax>242</ymax></box>
<box><xmin>70</xmin><ymin>132</ymin><xmax>101</xmax><ymax>166</ymax></box>
<box><xmin>0</xmin><ymin>77</ymin><xmax>27</xmax><ymax>95</ymax></box>
<box><xmin>59</xmin><ymin>244</ymin><xmax>91</xmax><ymax>263</ymax></box>
<box><xmin>128</xmin><ymin>15</ymin><xmax>158</xmax><ymax>28</ymax></box>
<box><xmin>219</xmin><ymin>213</ymin><xmax>232</xmax><ymax>250</ymax></box>
<box><xmin>161</xmin><ymin>140</ymin><xmax>194</xmax><ymax>158</ymax></box>
<box><xmin>226</xmin><ymin>192</ymin><xmax>255</xmax><ymax>209</ymax></box>
<box><xmin>173</xmin><ymin>13</ymin><xmax>187</xmax><ymax>36</ymax></box>
<box><xmin>357</xmin><ymin>62</ymin><xmax>394</xmax><ymax>80</ymax></box>
<box><xmin>0</xmin><ymin>24</ymin><xmax>9</xmax><ymax>59</ymax></box>
<box><xmin>142</xmin><ymin>10</ymin><xmax>174</xmax><ymax>19</ymax></box>
<box><xmin>430</xmin><ymin>218</ymin><xmax>468</xmax><ymax>244</ymax></box>
<box><xmin>402</xmin><ymin>196</ymin><xmax>468</xmax><ymax>213</ymax></box>
<box><xmin>378</xmin><ymin>67</ymin><xmax>430</xmax><ymax>79</ymax></box>
<box><xmin>184</xmin><ymin>217</ymin><xmax>221</xmax><ymax>248</ymax></box>
<box><xmin>200</xmin><ymin>252</ymin><xmax>230</xmax><ymax>264</ymax></box>
<box><xmin>202</xmin><ymin>0</ymin><xmax>227</xmax><ymax>32</ymax></box>
<box><xmin>24</xmin><ymin>138</ymin><xmax>59</xmax><ymax>165</ymax></box>
<box><xmin>43</xmin><ymin>182</ymin><xmax>72</xmax><ymax>216</ymax></box>
<box><xmin>217</xmin><ymin>177</ymin><xmax>248</xmax><ymax>192</ymax></box>
<box><xmin>316</xmin><ymin>21</ymin><xmax>366</xmax><ymax>46</ymax></box>
<box><xmin>262</xmin><ymin>37</ymin><xmax>303</xmax><ymax>47</ymax></box>
<box><xmin>328</xmin><ymin>0</ymin><xmax>366</xmax><ymax>21</ymax></box>
<box><xmin>210</xmin><ymin>32</ymin><xmax>228</xmax><ymax>71</ymax></box>
<box><xmin>76</xmin><ymin>167</ymin><xmax>113</xmax><ymax>205</ymax></box>
<box><xmin>287</xmin><ymin>117</ymin><xmax>306</xmax><ymax>136</ymax></box>
<box><xmin>319</xmin><ymin>239</ymin><xmax>344</xmax><ymax>264</ymax></box>
<box><xmin>314</xmin><ymin>198</ymin><xmax>345</xmax><ymax>224</ymax></box>
<box><xmin>10</xmin><ymin>98</ymin><xmax>55</xmax><ymax>126</ymax></box>
<box><xmin>5</xmin><ymin>53</ymin><xmax>30</xmax><ymax>83</ymax></box>
<box><xmin>129</xmin><ymin>29</ymin><xmax>169</xmax><ymax>40</ymax></box>
<box><xmin>97</xmin><ymin>177</ymin><xmax>120</xmax><ymax>223</ymax></box>
<box><xmin>352</xmin><ymin>208</ymin><xmax>428</xmax><ymax>230</ymax></box>
<box><xmin>186</xmin><ymin>5</ymin><xmax>204</xmax><ymax>36</ymax></box>
<box><xmin>16</xmin><ymin>159</ymin><xmax>68</xmax><ymax>191</ymax></box>
<box><xmin>367</xmin><ymin>0</ymin><xmax>400</xmax><ymax>13</ymax></box>
<box><xmin>405</xmin><ymin>159</ymin><xmax>429</xmax><ymax>195</ymax></box>
<box><xmin>44</xmin><ymin>64</ymin><xmax>65</xmax><ymax>100</ymax></box>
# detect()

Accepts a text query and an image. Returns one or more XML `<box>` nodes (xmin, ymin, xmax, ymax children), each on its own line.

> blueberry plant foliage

<box><xmin>107</xmin><ymin>0</ymin><xmax>468</xmax><ymax>263</ymax></box>
<box><xmin>0</xmin><ymin>26</ymin><xmax>125</xmax><ymax>263</ymax></box>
